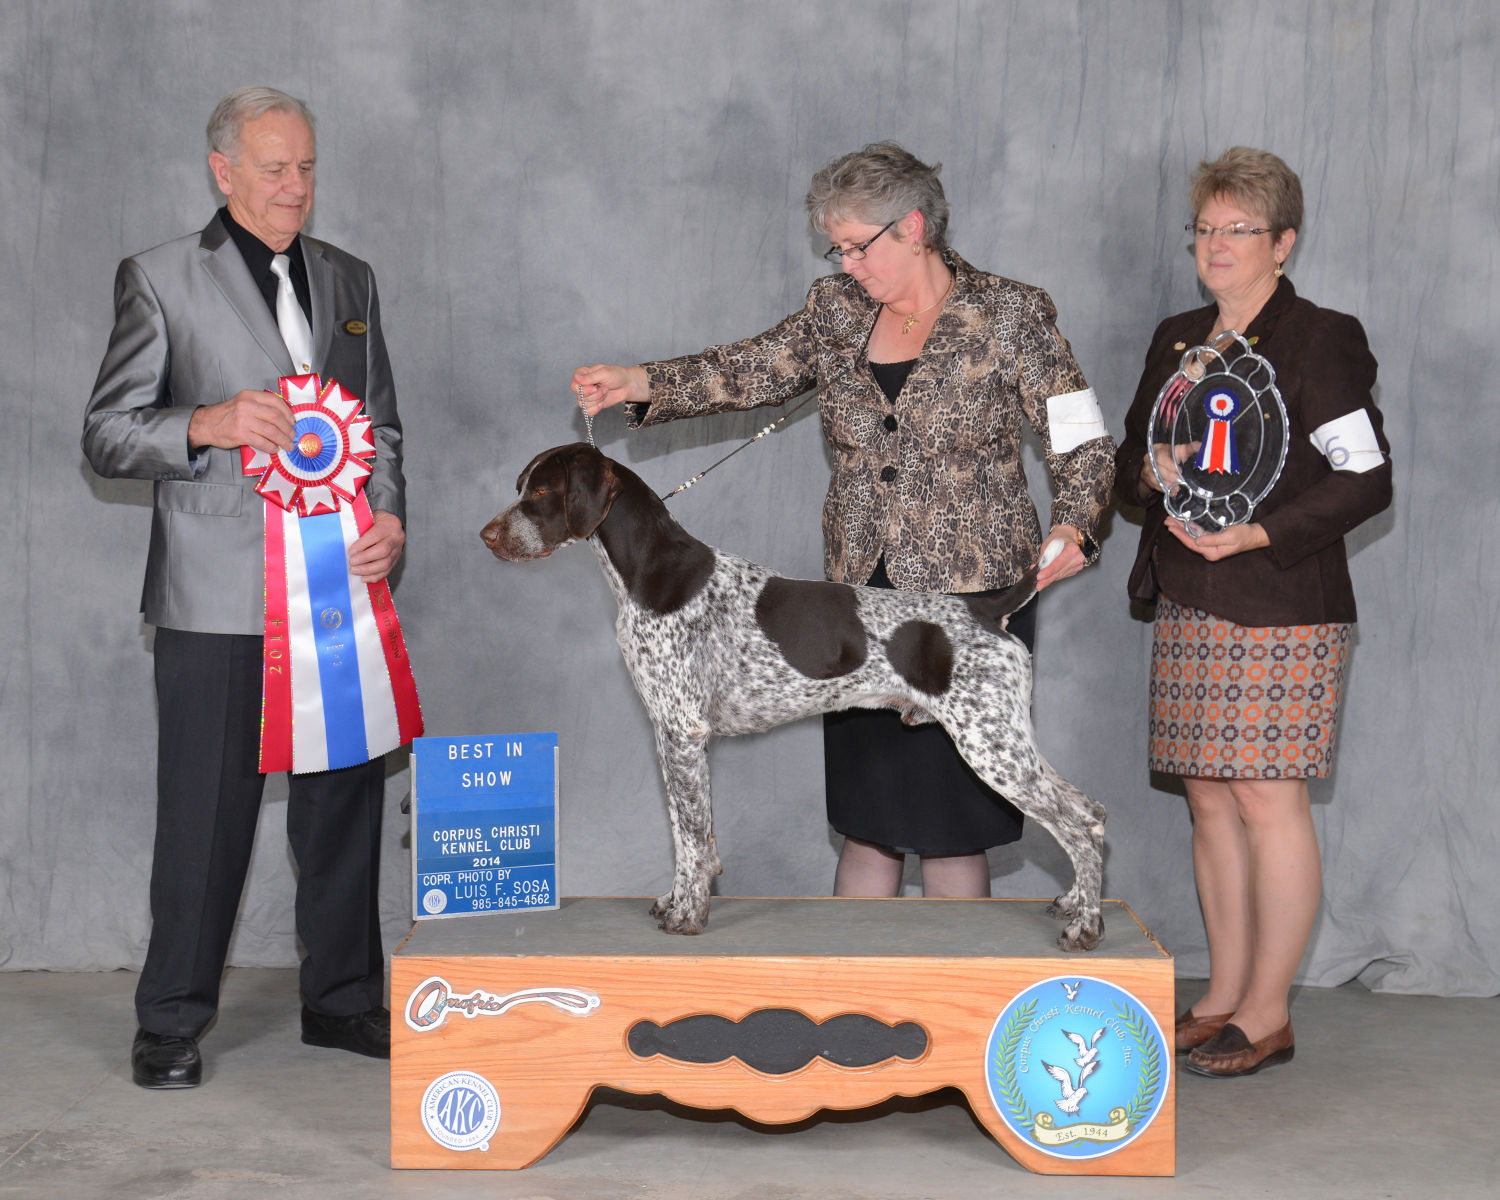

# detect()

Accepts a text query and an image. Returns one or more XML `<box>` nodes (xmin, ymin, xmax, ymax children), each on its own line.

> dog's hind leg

<box><xmin>646</xmin><ymin>721</ymin><xmax>716</xmax><ymax>934</ymax></box>
<box><xmin>1030</xmin><ymin>760</ymin><xmax>1107</xmax><ymax>951</ymax></box>
<box><xmin>937</xmin><ymin>709</ymin><xmax>1106</xmax><ymax>951</ymax></box>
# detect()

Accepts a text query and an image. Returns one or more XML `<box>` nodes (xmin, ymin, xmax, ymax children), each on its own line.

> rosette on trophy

<box><xmin>1147</xmin><ymin>330</ymin><xmax>1288</xmax><ymax>535</ymax></box>
<box><xmin>241</xmin><ymin>374</ymin><xmax>422</xmax><ymax>774</ymax></box>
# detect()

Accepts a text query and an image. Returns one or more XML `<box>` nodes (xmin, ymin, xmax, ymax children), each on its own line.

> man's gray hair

<box><xmin>806</xmin><ymin>141</ymin><xmax>950</xmax><ymax>252</ymax></box>
<box><xmin>206</xmin><ymin>86</ymin><xmax>316</xmax><ymax>160</ymax></box>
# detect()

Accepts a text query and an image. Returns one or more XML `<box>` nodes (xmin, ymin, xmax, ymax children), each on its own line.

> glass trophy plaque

<box><xmin>1147</xmin><ymin>330</ymin><xmax>1288</xmax><ymax>534</ymax></box>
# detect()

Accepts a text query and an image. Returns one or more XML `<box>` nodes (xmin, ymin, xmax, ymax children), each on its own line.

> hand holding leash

<box><xmin>571</xmin><ymin>364</ymin><xmax>649</xmax><ymax>415</ymax></box>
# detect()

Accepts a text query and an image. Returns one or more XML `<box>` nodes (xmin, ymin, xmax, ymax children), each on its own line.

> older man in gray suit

<box><xmin>83</xmin><ymin>87</ymin><xmax>407</xmax><ymax>1088</ymax></box>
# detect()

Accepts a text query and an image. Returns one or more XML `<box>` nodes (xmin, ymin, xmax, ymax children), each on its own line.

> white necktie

<box><xmin>269</xmin><ymin>253</ymin><xmax>314</xmax><ymax>374</ymax></box>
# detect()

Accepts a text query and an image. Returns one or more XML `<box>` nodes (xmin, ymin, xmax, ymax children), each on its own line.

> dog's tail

<box><xmin>962</xmin><ymin>566</ymin><xmax>1039</xmax><ymax>634</ymax></box>
<box><xmin>963</xmin><ymin>535</ymin><xmax>1072</xmax><ymax>634</ymax></box>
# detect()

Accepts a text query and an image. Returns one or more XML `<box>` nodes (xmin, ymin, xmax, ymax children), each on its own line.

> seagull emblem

<box><xmin>1062</xmin><ymin>980</ymin><xmax>1082</xmax><ymax>1001</ymax></box>
<box><xmin>1062</xmin><ymin>1026</ymin><xmax>1106</xmax><ymax>1067</ymax></box>
<box><xmin>1041</xmin><ymin>1057</ymin><xmax>1099</xmax><ymax>1116</ymax></box>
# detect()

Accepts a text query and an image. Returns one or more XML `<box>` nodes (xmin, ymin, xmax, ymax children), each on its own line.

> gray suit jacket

<box><xmin>83</xmin><ymin>212</ymin><xmax>406</xmax><ymax>635</ymax></box>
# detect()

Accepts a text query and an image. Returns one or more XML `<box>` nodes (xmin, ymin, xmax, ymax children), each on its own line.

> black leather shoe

<box><xmin>300</xmin><ymin>1005</ymin><xmax>390</xmax><ymax>1058</ymax></box>
<box><xmin>132</xmin><ymin>1028</ymin><xmax>202</xmax><ymax>1089</ymax></box>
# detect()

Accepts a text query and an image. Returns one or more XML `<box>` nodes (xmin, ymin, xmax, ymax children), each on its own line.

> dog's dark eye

<box><xmin>531</xmin><ymin>486</ymin><xmax>549</xmax><ymax>498</ymax></box>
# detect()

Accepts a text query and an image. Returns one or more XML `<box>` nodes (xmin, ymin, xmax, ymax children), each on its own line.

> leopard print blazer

<box><xmin>628</xmin><ymin>252</ymin><xmax>1115</xmax><ymax>593</ymax></box>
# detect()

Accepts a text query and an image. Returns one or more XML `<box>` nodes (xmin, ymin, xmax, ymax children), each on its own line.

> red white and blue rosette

<box><xmin>245</xmin><ymin>375</ymin><xmax>373</xmax><ymax>516</ymax></box>
<box><xmin>241</xmin><ymin>374</ymin><xmax>422</xmax><ymax>774</ymax></box>
<box><xmin>1194</xmin><ymin>388</ymin><xmax>1241</xmax><ymax>474</ymax></box>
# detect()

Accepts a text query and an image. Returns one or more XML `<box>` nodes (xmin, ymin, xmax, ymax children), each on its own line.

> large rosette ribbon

<box><xmin>1193</xmin><ymin>387</ymin><xmax>1242</xmax><ymax>474</ymax></box>
<box><xmin>241</xmin><ymin>374</ymin><xmax>422</xmax><ymax>774</ymax></box>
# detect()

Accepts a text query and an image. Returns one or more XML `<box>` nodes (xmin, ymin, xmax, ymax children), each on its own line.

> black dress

<box><xmin>823</xmin><ymin>359</ymin><xmax>1034</xmax><ymax>856</ymax></box>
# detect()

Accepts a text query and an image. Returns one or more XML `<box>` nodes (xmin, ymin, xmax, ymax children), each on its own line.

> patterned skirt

<box><xmin>1149</xmin><ymin>597</ymin><xmax>1352</xmax><ymax>779</ymax></box>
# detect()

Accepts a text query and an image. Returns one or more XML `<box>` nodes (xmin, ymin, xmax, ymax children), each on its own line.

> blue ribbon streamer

<box><xmin>299</xmin><ymin>511</ymin><xmax>368</xmax><ymax>769</ymax></box>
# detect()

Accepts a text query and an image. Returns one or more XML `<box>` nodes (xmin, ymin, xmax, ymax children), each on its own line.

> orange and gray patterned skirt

<box><xmin>1149</xmin><ymin>597</ymin><xmax>1352</xmax><ymax>779</ymax></box>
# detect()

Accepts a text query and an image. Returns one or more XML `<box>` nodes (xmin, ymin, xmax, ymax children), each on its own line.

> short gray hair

<box><xmin>805</xmin><ymin>141</ymin><xmax>950</xmax><ymax>252</ymax></box>
<box><xmin>1190</xmin><ymin>146</ymin><xmax>1303</xmax><ymax>235</ymax></box>
<box><xmin>206</xmin><ymin>86</ymin><xmax>316</xmax><ymax>160</ymax></box>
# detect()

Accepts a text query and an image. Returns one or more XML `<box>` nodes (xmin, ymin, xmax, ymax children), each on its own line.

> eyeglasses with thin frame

<box><xmin>1186</xmin><ymin>221</ymin><xmax>1273</xmax><ymax>240</ymax></box>
<box><xmin>822</xmin><ymin>220</ymin><xmax>897</xmax><ymax>264</ymax></box>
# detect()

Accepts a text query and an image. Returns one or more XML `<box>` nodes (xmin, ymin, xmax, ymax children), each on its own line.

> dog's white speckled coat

<box><xmin>482</xmin><ymin>444</ymin><xmax>1105</xmax><ymax>950</ymax></box>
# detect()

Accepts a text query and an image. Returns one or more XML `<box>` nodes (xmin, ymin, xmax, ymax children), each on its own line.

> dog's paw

<box><xmin>657</xmin><ymin>905</ymin><xmax>707</xmax><ymax>935</ymax></box>
<box><xmin>648</xmin><ymin>893</ymin><xmax>675</xmax><ymax>921</ymax></box>
<box><xmin>1057</xmin><ymin>914</ymin><xmax>1104</xmax><ymax>952</ymax></box>
<box><xmin>1045</xmin><ymin>896</ymin><xmax>1076</xmax><ymax>921</ymax></box>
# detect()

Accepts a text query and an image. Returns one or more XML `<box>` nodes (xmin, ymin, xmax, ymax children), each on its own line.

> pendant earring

<box><xmin>1274</xmin><ymin>260</ymin><xmax>1284</xmax><ymax>277</ymax></box>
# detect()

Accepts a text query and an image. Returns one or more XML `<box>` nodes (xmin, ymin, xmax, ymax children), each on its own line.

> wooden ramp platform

<box><xmin>391</xmin><ymin>896</ymin><xmax>1175</xmax><ymax>1176</ymax></box>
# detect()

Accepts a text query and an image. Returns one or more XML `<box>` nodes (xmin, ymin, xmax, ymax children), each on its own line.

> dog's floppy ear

<box><xmin>561</xmin><ymin>443</ymin><xmax>623</xmax><ymax>539</ymax></box>
<box><xmin>515</xmin><ymin>446</ymin><xmax>557</xmax><ymax>494</ymax></box>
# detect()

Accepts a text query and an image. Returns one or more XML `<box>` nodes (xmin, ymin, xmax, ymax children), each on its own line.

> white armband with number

<box><xmin>1308</xmin><ymin>410</ymin><xmax>1384</xmax><ymax>474</ymax></box>
<box><xmin>1046</xmin><ymin>387</ymin><xmax>1107</xmax><ymax>455</ymax></box>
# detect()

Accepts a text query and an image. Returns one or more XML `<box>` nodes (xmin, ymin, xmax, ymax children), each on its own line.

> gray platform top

<box><xmin>396</xmin><ymin>897</ymin><xmax>1169</xmax><ymax>961</ymax></box>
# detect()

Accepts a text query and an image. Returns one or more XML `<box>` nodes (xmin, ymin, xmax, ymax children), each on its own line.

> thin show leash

<box><xmin>571</xmin><ymin>277</ymin><xmax>933</xmax><ymax>500</ymax></box>
<box><xmin>577</xmin><ymin>384</ymin><xmax>815</xmax><ymax>501</ymax></box>
<box><xmin>576</xmin><ymin>384</ymin><xmax>596</xmax><ymax>448</ymax></box>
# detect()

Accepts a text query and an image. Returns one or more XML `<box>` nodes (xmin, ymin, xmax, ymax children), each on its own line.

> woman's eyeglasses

<box><xmin>822</xmin><ymin>220</ymin><xmax>897</xmax><ymax>263</ymax></box>
<box><xmin>1187</xmin><ymin>222</ymin><xmax>1272</xmax><ymax>240</ymax></box>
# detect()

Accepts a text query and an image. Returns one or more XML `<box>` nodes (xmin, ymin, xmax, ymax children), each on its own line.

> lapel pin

<box><xmin>344</xmin><ymin>319</ymin><xmax>368</xmax><ymax>336</ymax></box>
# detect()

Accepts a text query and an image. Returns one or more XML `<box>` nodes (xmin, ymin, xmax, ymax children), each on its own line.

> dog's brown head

<box><xmin>481</xmin><ymin>443</ymin><xmax>623</xmax><ymax>561</ymax></box>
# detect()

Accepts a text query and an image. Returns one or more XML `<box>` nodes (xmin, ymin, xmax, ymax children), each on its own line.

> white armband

<box><xmin>1045</xmin><ymin>387</ymin><xmax>1107</xmax><ymax>455</ymax></box>
<box><xmin>1308</xmin><ymin>410</ymin><xmax>1384</xmax><ymax>474</ymax></box>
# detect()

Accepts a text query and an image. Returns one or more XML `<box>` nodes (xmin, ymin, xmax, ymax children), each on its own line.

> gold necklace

<box><xmin>890</xmin><ymin>275</ymin><xmax>954</xmax><ymax>334</ymax></box>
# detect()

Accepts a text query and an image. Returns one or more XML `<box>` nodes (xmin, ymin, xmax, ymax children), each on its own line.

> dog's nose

<box><xmin>480</xmin><ymin>520</ymin><xmax>500</xmax><ymax>549</ymax></box>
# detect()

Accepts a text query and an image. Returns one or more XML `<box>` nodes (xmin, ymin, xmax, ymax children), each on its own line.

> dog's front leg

<box><xmin>647</xmin><ymin>721</ymin><xmax>715</xmax><ymax>934</ymax></box>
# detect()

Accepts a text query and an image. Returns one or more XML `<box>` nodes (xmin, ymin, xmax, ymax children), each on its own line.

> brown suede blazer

<box><xmin>628</xmin><ymin>252</ymin><xmax>1115</xmax><ymax>593</ymax></box>
<box><xmin>1115</xmin><ymin>279</ymin><xmax>1392</xmax><ymax>627</ymax></box>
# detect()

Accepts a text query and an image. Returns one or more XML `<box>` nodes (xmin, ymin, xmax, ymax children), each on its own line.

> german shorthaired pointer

<box><xmin>481</xmin><ymin>444</ymin><xmax>1105</xmax><ymax>950</ymax></box>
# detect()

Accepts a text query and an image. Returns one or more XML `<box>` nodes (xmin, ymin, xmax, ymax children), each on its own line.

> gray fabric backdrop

<box><xmin>3</xmin><ymin>0</ymin><xmax>1495</xmax><ymax>997</ymax></box>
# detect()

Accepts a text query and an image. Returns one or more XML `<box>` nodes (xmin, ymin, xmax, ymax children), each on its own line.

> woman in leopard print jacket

<box><xmin>574</xmin><ymin>142</ymin><xmax>1114</xmax><ymax>900</ymax></box>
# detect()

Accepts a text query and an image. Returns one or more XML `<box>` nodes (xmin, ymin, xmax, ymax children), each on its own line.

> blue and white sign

<box><xmin>411</xmin><ymin>733</ymin><xmax>559</xmax><ymax>919</ymax></box>
<box><xmin>420</xmin><ymin>1070</ymin><xmax>501</xmax><ymax>1152</ymax></box>
<box><xmin>985</xmin><ymin>976</ymin><xmax>1170</xmax><ymax>1160</ymax></box>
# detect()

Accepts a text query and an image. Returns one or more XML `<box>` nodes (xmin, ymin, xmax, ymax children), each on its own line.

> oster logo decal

<box><xmin>404</xmin><ymin>976</ymin><xmax>600</xmax><ymax>1031</ymax></box>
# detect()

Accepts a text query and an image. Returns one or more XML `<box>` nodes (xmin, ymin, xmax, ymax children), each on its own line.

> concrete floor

<box><xmin>0</xmin><ymin>966</ymin><xmax>1494</xmax><ymax>1199</ymax></box>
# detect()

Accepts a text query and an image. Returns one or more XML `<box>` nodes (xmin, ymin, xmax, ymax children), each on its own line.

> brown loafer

<box><xmin>1185</xmin><ymin>1020</ymin><xmax>1294</xmax><ymax>1077</ymax></box>
<box><xmin>1174</xmin><ymin>1008</ymin><xmax>1232</xmax><ymax>1054</ymax></box>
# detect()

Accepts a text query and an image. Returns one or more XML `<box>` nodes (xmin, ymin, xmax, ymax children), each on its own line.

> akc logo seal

<box><xmin>985</xmin><ymin>976</ymin><xmax>1168</xmax><ymax>1160</ymax></box>
<box><xmin>420</xmin><ymin>1071</ymin><xmax>501</xmax><ymax>1152</ymax></box>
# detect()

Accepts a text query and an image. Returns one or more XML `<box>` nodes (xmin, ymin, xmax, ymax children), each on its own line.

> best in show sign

<box><xmin>411</xmin><ymin>733</ymin><xmax>558</xmax><ymax>919</ymax></box>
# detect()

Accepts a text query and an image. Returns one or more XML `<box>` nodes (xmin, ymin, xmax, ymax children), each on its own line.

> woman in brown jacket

<box><xmin>1116</xmin><ymin>147</ymin><xmax>1392</xmax><ymax>1077</ymax></box>
<box><xmin>575</xmin><ymin>142</ymin><xmax>1114</xmax><ymax>900</ymax></box>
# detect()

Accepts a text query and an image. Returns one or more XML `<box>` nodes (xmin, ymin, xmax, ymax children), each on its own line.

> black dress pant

<box><xmin>136</xmin><ymin>627</ymin><xmax>386</xmax><ymax>1038</ymax></box>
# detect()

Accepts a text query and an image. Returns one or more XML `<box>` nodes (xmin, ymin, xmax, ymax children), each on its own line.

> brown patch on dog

<box><xmin>754</xmin><ymin>577</ymin><xmax>868</xmax><ymax>679</ymax></box>
<box><xmin>886</xmin><ymin>620</ymin><xmax>954</xmax><ymax>695</ymax></box>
